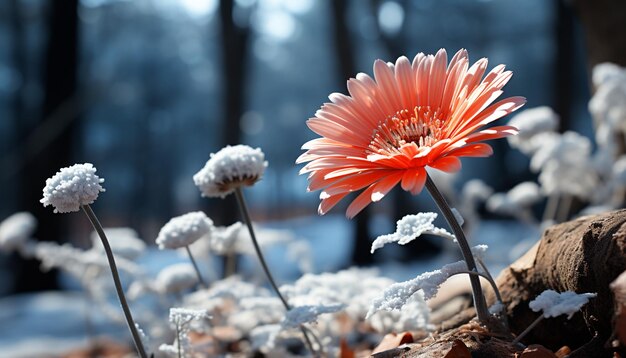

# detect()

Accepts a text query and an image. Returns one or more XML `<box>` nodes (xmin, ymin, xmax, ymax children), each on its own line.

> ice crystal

<box><xmin>156</xmin><ymin>211</ymin><xmax>213</xmax><ymax>250</ymax></box>
<box><xmin>0</xmin><ymin>212</ymin><xmax>36</xmax><ymax>252</ymax></box>
<box><xmin>193</xmin><ymin>144</ymin><xmax>267</xmax><ymax>198</ymax></box>
<box><xmin>371</xmin><ymin>213</ymin><xmax>454</xmax><ymax>254</ymax></box>
<box><xmin>90</xmin><ymin>227</ymin><xmax>146</xmax><ymax>260</ymax></box>
<box><xmin>40</xmin><ymin>163</ymin><xmax>105</xmax><ymax>213</ymax></box>
<box><xmin>529</xmin><ymin>290</ymin><xmax>596</xmax><ymax>319</ymax></box>
<box><xmin>281</xmin><ymin>303</ymin><xmax>346</xmax><ymax>329</ymax></box>
<box><xmin>367</xmin><ymin>246</ymin><xmax>487</xmax><ymax>318</ymax></box>
<box><xmin>156</xmin><ymin>263</ymin><xmax>198</xmax><ymax>293</ymax></box>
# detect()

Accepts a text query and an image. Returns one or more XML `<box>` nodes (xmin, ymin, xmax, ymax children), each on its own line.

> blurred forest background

<box><xmin>0</xmin><ymin>0</ymin><xmax>624</xmax><ymax>296</ymax></box>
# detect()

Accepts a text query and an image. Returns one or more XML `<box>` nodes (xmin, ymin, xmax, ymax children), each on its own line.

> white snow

<box><xmin>371</xmin><ymin>213</ymin><xmax>455</xmax><ymax>254</ymax></box>
<box><xmin>40</xmin><ymin>163</ymin><xmax>105</xmax><ymax>213</ymax></box>
<box><xmin>0</xmin><ymin>212</ymin><xmax>36</xmax><ymax>253</ymax></box>
<box><xmin>156</xmin><ymin>211</ymin><xmax>213</xmax><ymax>250</ymax></box>
<box><xmin>529</xmin><ymin>290</ymin><xmax>596</xmax><ymax>319</ymax></box>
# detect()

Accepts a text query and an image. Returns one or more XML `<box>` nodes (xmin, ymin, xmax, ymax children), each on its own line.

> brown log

<box><xmin>495</xmin><ymin>209</ymin><xmax>626</xmax><ymax>352</ymax></box>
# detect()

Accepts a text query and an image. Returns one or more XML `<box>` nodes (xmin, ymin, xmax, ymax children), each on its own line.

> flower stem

<box><xmin>512</xmin><ymin>315</ymin><xmax>544</xmax><ymax>345</ymax></box>
<box><xmin>424</xmin><ymin>175</ymin><xmax>490</xmax><ymax>326</ymax></box>
<box><xmin>81</xmin><ymin>205</ymin><xmax>148</xmax><ymax>358</ymax></box>
<box><xmin>234</xmin><ymin>188</ymin><xmax>318</xmax><ymax>357</ymax></box>
<box><xmin>185</xmin><ymin>246</ymin><xmax>208</xmax><ymax>289</ymax></box>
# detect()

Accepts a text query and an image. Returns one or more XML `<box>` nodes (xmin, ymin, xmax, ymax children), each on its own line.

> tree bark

<box><xmin>14</xmin><ymin>0</ymin><xmax>80</xmax><ymax>293</ymax></box>
<box><xmin>494</xmin><ymin>209</ymin><xmax>626</xmax><ymax>353</ymax></box>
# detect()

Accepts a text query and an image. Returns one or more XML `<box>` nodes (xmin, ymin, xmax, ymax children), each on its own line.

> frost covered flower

<box><xmin>193</xmin><ymin>145</ymin><xmax>268</xmax><ymax>198</ymax></box>
<box><xmin>506</xmin><ymin>106</ymin><xmax>559</xmax><ymax>154</ymax></box>
<box><xmin>281</xmin><ymin>303</ymin><xmax>346</xmax><ymax>329</ymax></box>
<box><xmin>41</xmin><ymin>163</ymin><xmax>105</xmax><ymax>213</ymax></box>
<box><xmin>298</xmin><ymin>48</ymin><xmax>525</xmax><ymax>218</ymax></box>
<box><xmin>0</xmin><ymin>212</ymin><xmax>36</xmax><ymax>252</ymax></box>
<box><xmin>486</xmin><ymin>182</ymin><xmax>541</xmax><ymax>216</ymax></box>
<box><xmin>91</xmin><ymin>227</ymin><xmax>146</xmax><ymax>260</ymax></box>
<box><xmin>156</xmin><ymin>263</ymin><xmax>198</xmax><ymax>293</ymax></box>
<box><xmin>371</xmin><ymin>212</ymin><xmax>454</xmax><ymax>253</ymax></box>
<box><xmin>530</xmin><ymin>131</ymin><xmax>591</xmax><ymax>172</ymax></box>
<box><xmin>156</xmin><ymin>212</ymin><xmax>213</xmax><ymax>250</ymax></box>
<box><xmin>529</xmin><ymin>290</ymin><xmax>596</xmax><ymax>319</ymax></box>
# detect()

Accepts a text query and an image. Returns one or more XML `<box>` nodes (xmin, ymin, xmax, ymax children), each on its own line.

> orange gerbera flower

<box><xmin>297</xmin><ymin>49</ymin><xmax>526</xmax><ymax>218</ymax></box>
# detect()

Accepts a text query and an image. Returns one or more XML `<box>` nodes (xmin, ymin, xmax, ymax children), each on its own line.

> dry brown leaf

<box><xmin>554</xmin><ymin>346</ymin><xmax>571</xmax><ymax>357</ymax></box>
<box><xmin>371</xmin><ymin>332</ymin><xmax>414</xmax><ymax>355</ymax></box>
<box><xmin>443</xmin><ymin>339</ymin><xmax>471</xmax><ymax>358</ymax></box>
<box><xmin>340</xmin><ymin>338</ymin><xmax>355</xmax><ymax>358</ymax></box>
<box><xmin>519</xmin><ymin>344</ymin><xmax>557</xmax><ymax>358</ymax></box>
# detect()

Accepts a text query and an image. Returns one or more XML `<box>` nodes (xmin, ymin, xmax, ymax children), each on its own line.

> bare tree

<box><xmin>15</xmin><ymin>0</ymin><xmax>80</xmax><ymax>292</ymax></box>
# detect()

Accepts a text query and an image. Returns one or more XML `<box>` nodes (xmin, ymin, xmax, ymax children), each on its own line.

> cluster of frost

<box><xmin>40</xmin><ymin>163</ymin><xmax>105</xmax><ymax>213</ymax></box>
<box><xmin>159</xmin><ymin>307</ymin><xmax>210</xmax><ymax>357</ymax></box>
<box><xmin>529</xmin><ymin>290</ymin><xmax>596</xmax><ymax>319</ymax></box>
<box><xmin>193</xmin><ymin>145</ymin><xmax>268</xmax><ymax>198</ymax></box>
<box><xmin>486</xmin><ymin>182</ymin><xmax>542</xmax><ymax>224</ymax></box>
<box><xmin>0</xmin><ymin>212</ymin><xmax>37</xmax><ymax>253</ymax></box>
<box><xmin>367</xmin><ymin>246</ymin><xmax>487</xmax><ymax>318</ymax></box>
<box><xmin>155</xmin><ymin>263</ymin><xmax>199</xmax><ymax>294</ymax></box>
<box><xmin>90</xmin><ymin>227</ymin><xmax>146</xmax><ymax>260</ymax></box>
<box><xmin>281</xmin><ymin>303</ymin><xmax>346</xmax><ymax>329</ymax></box>
<box><xmin>156</xmin><ymin>211</ymin><xmax>213</xmax><ymax>250</ymax></box>
<box><xmin>371</xmin><ymin>212</ymin><xmax>455</xmax><ymax>253</ymax></box>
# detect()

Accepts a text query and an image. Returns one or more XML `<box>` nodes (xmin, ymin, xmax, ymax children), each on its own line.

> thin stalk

<box><xmin>176</xmin><ymin>322</ymin><xmax>182</xmax><ymax>358</ymax></box>
<box><xmin>234</xmin><ymin>188</ymin><xmax>318</xmax><ymax>357</ymax></box>
<box><xmin>542</xmin><ymin>194</ymin><xmax>559</xmax><ymax>222</ymax></box>
<box><xmin>512</xmin><ymin>315</ymin><xmax>544</xmax><ymax>345</ymax></box>
<box><xmin>476</xmin><ymin>258</ymin><xmax>503</xmax><ymax>304</ymax></box>
<box><xmin>449</xmin><ymin>270</ymin><xmax>500</xmax><ymax>304</ymax></box>
<box><xmin>425</xmin><ymin>175</ymin><xmax>490</xmax><ymax>326</ymax></box>
<box><xmin>81</xmin><ymin>205</ymin><xmax>148</xmax><ymax>358</ymax></box>
<box><xmin>556</xmin><ymin>194</ymin><xmax>572</xmax><ymax>223</ymax></box>
<box><xmin>185</xmin><ymin>246</ymin><xmax>207</xmax><ymax>288</ymax></box>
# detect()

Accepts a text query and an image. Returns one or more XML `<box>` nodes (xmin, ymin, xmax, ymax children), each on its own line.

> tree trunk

<box><xmin>14</xmin><ymin>0</ymin><xmax>80</xmax><ymax>293</ymax></box>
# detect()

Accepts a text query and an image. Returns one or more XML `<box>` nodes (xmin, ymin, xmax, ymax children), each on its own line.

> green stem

<box><xmin>234</xmin><ymin>188</ymin><xmax>318</xmax><ymax>357</ymax></box>
<box><xmin>424</xmin><ymin>175</ymin><xmax>490</xmax><ymax>326</ymax></box>
<box><xmin>185</xmin><ymin>246</ymin><xmax>207</xmax><ymax>289</ymax></box>
<box><xmin>81</xmin><ymin>205</ymin><xmax>148</xmax><ymax>358</ymax></box>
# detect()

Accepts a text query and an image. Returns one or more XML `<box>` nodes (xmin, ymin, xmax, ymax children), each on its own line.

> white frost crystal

<box><xmin>367</xmin><ymin>246</ymin><xmax>487</xmax><ymax>318</ymax></box>
<box><xmin>156</xmin><ymin>211</ymin><xmax>213</xmax><ymax>250</ymax></box>
<box><xmin>156</xmin><ymin>263</ymin><xmax>198</xmax><ymax>293</ymax></box>
<box><xmin>41</xmin><ymin>163</ymin><xmax>105</xmax><ymax>213</ymax></box>
<box><xmin>0</xmin><ymin>212</ymin><xmax>36</xmax><ymax>252</ymax></box>
<box><xmin>371</xmin><ymin>212</ymin><xmax>454</xmax><ymax>253</ymax></box>
<box><xmin>486</xmin><ymin>182</ymin><xmax>542</xmax><ymax>215</ymax></box>
<box><xmin>529</xmin><ymin>290</ymin><xmax>596</xmax><ymax>319</ymax></box>
<box><xmin>91</xmin><ymin>227</ymin><xmax>146</xmax><ymax>260</ymax></box>
<box><xmin>193</xmin><ymin>144</ymin><xmax>268</xmax><ymax>198</ymax></box>
<box><xmin>281</xmin><ymin>303</ymin><xmax>346</xmax><ymax>329</ymax></box>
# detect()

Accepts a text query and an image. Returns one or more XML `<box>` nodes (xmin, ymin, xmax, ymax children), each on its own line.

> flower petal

<box><xmin>430</xmin><ymin>156</ymin><xmax>462</xmax><ymax>173</ymax></box>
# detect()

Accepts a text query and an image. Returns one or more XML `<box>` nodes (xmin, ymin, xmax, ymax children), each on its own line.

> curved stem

<box><xmin>512</xmin><ymin>315</ymin><xmax>544</xmax><ymax>345</ymax></box>
<box><xmin>185</xmin><ymin>246</ymin><xmax>208</xmax><ymax>289</ymax></box>
<box><xmin>81</xmin><ymin>205</ymin><xmax>148</xmax><ymax>358</ymax></box>
<box><xmin>449</xmin><ymin>270</ymin><xmax>500</xmax><ymax>305</ymax></box>
<box><xmin>476</xmin><ymin>258</ymin><xmax>503</xmax><ymax>304</ymax></box>
<box><xmin>424</xmin><ymin>175</ymin><xmax>490</xmax><ymax>326</ymax></box>
<box><xmin>233</xmin><ymin>188</ymin><xmax>318</xmax><ymax>357</ymax></box>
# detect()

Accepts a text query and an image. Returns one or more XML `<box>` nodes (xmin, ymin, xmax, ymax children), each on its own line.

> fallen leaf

<box><xmin>520</xmin><ymin>344</ymin><xmax>557</xmax><ymax>358</ymax></box>
<box><xmin>554</xmin><ymin>346</ymin><xmax>571</xmax><ymax>357</ymax></box>
<box><xmin>340</xmin><ymin>338</ymin><xmax>355</xmax><ymax>358</ymax></box>
<box><xmin>443</xmin><ymin>339</ymin><xmax>471</xmax><ymax>358</ymax></box>
<box><xmin>371</xmin><ymin>332</ymin><xmax>414</xmax><ymax>355</ymax></box>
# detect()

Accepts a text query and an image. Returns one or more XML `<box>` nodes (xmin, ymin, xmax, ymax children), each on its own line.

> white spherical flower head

<box><xmin>41</xmin><ymin>163</ymin><xmax>105</xmax><ymax>213</ymax></box>
<box><xmin>0</xmin><ymin>212</ymin><xmax>37</xmax><ymax>252</ymax></box>
<box><xmin>156</xmin><ymin>211</ymin><xmax>213</xmax><ymax>250</ymax></box>
<box><xmin>193</xmin><ymin>145</ymin><xmax>268</xmax><ymax>198</ymax></box>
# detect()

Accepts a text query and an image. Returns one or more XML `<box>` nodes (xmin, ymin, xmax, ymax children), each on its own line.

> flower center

<box><xmin>367</xmin><ymin>106</ymin><xmax>444</xmax><ymax>156</ymax></box>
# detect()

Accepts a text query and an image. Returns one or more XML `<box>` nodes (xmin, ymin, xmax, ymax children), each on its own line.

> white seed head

<box><xmin>41</xmin><ymin>163</ymin><xmax>105</xmax><ymax>213</ymax></box>
<box><xmin>156</xmin><ymin>263</ymin><xmax>198</xmax><ymax>293</ymax></box>
<box><xmin>156</xmin><ymin>211</ymin><xmax>213</xmax><ymax>250</ymax></box>
<box><xmin>193</xmin><ymin>145</ymin><xmax>268</xmax><ymax>198</ymax></box>
<box><xmin>0</xmin><ymin>212</ymin><xmax>37</xmax><ymax>252</ymax></box>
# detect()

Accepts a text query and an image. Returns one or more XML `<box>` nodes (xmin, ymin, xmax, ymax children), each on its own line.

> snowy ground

<box><xmin>0</xmin><ymin>215</ymin><xmax>538</xmax><ymax>357</ymax></box>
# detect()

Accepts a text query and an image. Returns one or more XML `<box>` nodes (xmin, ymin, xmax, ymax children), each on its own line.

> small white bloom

<box><xmin>0</xmin><ymin>212</ymin><xmax>37</xmax><ymax>252</ymax></box>
<box><xmin>507</xmin><ymin>107</ymin><xmax>559</xmax><ymax>153</ymax></box>
<box><xmin>486</xmin><ymin>182</ymin><xmax>542</xmax><ymax>215</ymax></box>
<box><xmin>538</xmin><ymin>161</ymin><xmax>598</xmax><ymax>199</ymax></box>
<box><xmin>169</xmin><ymin>307</ymin><xmax>210</xmax><ymax>325</ymax></box>
<box><xmin>530</xmin><ymin>131</ymin><xmax>592</xmax><ymax>172</ymax></box>
<box><xmin>529</xmin><ymin>290</ymin><xmax>596</xmax><ymax>319</ymax></box>
<box><xmin>156</xmin><ymin>211</ymin><xmax>213</xmax><ymax>250</ymax></box>
<box><xmin>156</xmin><ymin>263</ymin><xmax>198</xmax><ymax>293</ymax></box>
<box><xmin>281</xmin><ymin>303</ymin><xmax>346</xmax><ymax>329</ymax></box>
<box><xmin>371</xmin><ymin>213</ymin><xmax>454</xmax><ymax>254</ymax></box>
<box><xmin>41</xmin><ymin>163</ymin><xmax>105</xmax><ymax>213</ymax></box>
<box><xmin>90</xmin><ymin>227</ymin><xmax>146</xmax><ymax>260</ymax></box>
<box><xmin>193</xmin><ymin>145</ymin><xmax>268</xmax><ymax>198</ymax></box>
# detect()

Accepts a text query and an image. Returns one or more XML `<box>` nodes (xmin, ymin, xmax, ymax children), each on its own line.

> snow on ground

<box><xmin>0</xmin><ymin>214</ymin><xmax>537</xmax><ymax>357</ymax></box>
